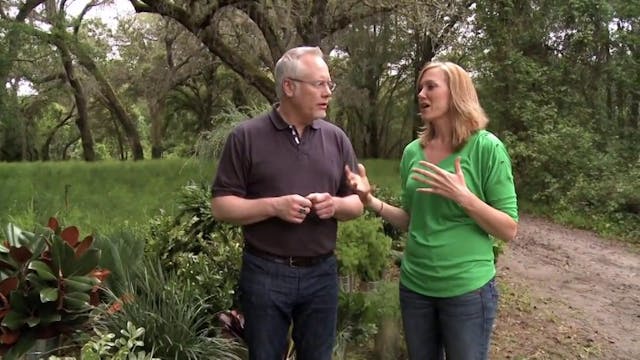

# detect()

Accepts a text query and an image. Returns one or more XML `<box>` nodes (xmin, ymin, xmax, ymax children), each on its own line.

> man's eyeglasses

<box><xmin>289</xmin><ymin>78</ymin><xmax>336</xmax><ymax>92</ymax></box>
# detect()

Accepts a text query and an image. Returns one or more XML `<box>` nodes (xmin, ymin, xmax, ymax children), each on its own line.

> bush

<box><xmin>337</xmin><ymin>215</ymin><xmax>392</xmax><ymax>283</ymax></box>
<box><xmin>144</xmin><ymin>182</ymin><xmax>242</xmax><ymax>310</ymax></box>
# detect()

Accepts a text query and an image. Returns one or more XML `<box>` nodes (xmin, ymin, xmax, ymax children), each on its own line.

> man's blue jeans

<box><xmin>400</xmin><ymin>278</ymin><xmax>498</xmax><ymax>360</ymax></box>
<box><xmin>239</xmin><ymin>251</ymin><xmax>338</xmax><ymax>360</ymax></box>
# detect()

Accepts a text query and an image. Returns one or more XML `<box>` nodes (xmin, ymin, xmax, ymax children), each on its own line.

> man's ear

<box><xmin>283</xmin><ymin>79</ymin><xmax>296</xmax><ymax>97</ymax></box>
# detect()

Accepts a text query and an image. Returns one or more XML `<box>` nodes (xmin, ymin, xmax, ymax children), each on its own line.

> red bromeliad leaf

<box><xmin>75</xmin><ymin>236</ymin><xmax>93</xmax><ymax>256</ymax></box>
<box><xmin>0</xmin><ymin>328</ymin><xmax>20</xmax><ymax>345</ymax></box>
<box><xmin>60</xmin><ymin>226</ymin><xmax>80</xmax><ymax>247</ymax></box>
<box><xmin>9</xmin><ymin>246</ymin><xmax>32</xmax><ymax>263</ymax></box>
<box><xmin>47</xmin><ymin>217</ymin><xmax>59</xmax><ymax>232</ymax></box>
<box><xmin>0</xmin><ymin>278</ymin><xmax>18</xmax><ymax>296</ymax></box>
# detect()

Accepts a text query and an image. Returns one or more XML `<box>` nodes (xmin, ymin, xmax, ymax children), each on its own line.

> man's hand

<box><xmin>275</xmin><ymin>195</ymin><xmax>313</xmax><ymax>224</ymax></box>
<box><xmin>306</xmin><ymin>192</ymin><xmax>335</xmax><ymax>219</ymax></box>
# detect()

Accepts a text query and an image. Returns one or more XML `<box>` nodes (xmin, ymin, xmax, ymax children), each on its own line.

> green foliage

<box><xmin>504</xmin><ymin>121</ymin><xmax>600</xmax><ymax>203</ymax></box>
<box><xmin>97</xmin><ymin>258</ymin><xmax>240</xmax><ymax>360</ymax></box>
<box><xmin>194</xmin><ymin>103</ymin><xmax>272</xmax><ymax>161</ymax></box>
<box><xmin>336</xmin><ymin>291</ymin><xmax>378</xmax><ymax>351</ymax></box>
<box><xmin>337</xmin><ymin>214</ymin><xmax>392</xmax><ymax>282</ymax></box>
<box><xmin>0</xmin><ymin>218</ymin><xmax>108</xmax><ymax>359</ymax></box>
<box><xmin>93</xmin><ymin>227</ymin><xmax>147</xmax><ymax>297</ymax></box>
<box><xmin>470</xmin><ymin>0</ymin><xmax>639</xmax><ymax>243</ymax></box>
<box><xmin>48</xmin><ymin>322</ymin><xmax>158</xmax><ymax>360</ymax></box>
<box><xmin>371</xmin><ymin>185</ymin><xmax>405</xmax><ymax>250</ymax></box>
<box><xmin>335</xmin><ymin>282</ymin><xmax>403</xmax><ymax>359</ymax></box>
<box><xmin>145</xmin><ymin>182</ymin><xmax>242</xmax><ymax>311</ymax></box>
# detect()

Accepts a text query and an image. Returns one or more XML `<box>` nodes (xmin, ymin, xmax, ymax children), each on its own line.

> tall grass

<box><xmin>0</xmin><ymin>158</ymin><xmax>216</xmax><ymax>231</ymax></box>
<box><xmin>358</xmin><ymin>159</ymin><xmax>401</xmax><ymax>193</ymax></box>
<box><xmin>0</xmin><ymin>158</ymin><xmax>398</xmax><ymax>231</ymax></box>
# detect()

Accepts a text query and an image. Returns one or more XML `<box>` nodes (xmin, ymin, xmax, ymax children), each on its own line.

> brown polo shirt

<box><xmin>212</xmin><ymin>109</ymin><xmax>358</xmax><ymax>257</ymax></box>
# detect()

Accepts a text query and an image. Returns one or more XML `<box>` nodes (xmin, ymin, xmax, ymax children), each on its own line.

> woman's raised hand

<box><xmin>345</xmin><ymin>163</ymin><xmax>372</xmax><ymax>205</ymax></box>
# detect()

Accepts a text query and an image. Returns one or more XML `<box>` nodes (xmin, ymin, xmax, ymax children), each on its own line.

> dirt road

<box><xmin>499</xmin><ymin>214</ymin><xmax>640</xmax><ymax>359</ymax></box>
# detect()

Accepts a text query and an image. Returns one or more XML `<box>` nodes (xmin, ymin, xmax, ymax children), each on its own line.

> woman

<box><xmin>345</xmin><ymin>61</ymin><xmax>518</xmax><ymax>359</ymax></box>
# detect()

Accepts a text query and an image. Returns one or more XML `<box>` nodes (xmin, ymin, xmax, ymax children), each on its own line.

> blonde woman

<box><xmin>346</xmin><ymin>61</ymin><xmax>518</xmax><ymax>359</ymax></box>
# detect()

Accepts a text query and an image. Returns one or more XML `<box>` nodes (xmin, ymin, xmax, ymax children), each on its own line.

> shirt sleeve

<box><xmin>482</xmin><ymin>139</ymin><xmax>519</xmax><ymax>221</ymax></box>
<box><xmin>211</xmin><ymin>128</ymin><xmax>249</xmax><ymax>198</ymax></box>
<box><xmin>336</xmin><ymin>131</ymin><xmax>359</xmax><ymax>197</ymax></box>
<box><xmin>400</xmin><ymin>144</ymin><xmax>413</xmax><ymax>212</ymax></box>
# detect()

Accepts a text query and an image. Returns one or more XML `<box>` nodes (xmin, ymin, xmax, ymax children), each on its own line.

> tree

<box><xmin>0</xmin><ymin>0</ymin><xmax>47</xmax><ymax>161</ymax></box>
<box><xmin>44</xmin><ymin>0</ymin><xmax>96</xmax><ymax>161</ymax></box>
<box><xmin>128</xmin><ymin>0</ymin><xmax>399</xmax><ymax>103</ymax></box>
<box><xmin>330</xmin><ymin>1</ymin><xmax>474</xmax><ymax>157</ymax></box>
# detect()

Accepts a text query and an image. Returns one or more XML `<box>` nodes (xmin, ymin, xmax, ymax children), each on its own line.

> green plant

<box><xmin>372</xmin><ymin>186</ymin><xmax>406</xmax><ymax>251</ymax></box>
<box><xmin>93</xmin><ymin>227</ymin><xmax>146</xmax><ymax>298</ymax></box>
<box><xmin>0</xmin><ymin>217</ymin><xmax>109</xmax><ymax>359</ymax></box>
<box><xmin>337</xmin><ymin>215</ymin><xmax>392</xmax><ymax>282</ymax></box>
<box><xmin>48</xmin><ymin>322</ymin><xmax>158</xmax><ymax>360</ymax></box>
<box><xmin>145</xmin><ymin>182</ymin><xmax>242</xmax><ymax>311</ymax></box>
<box><xmin>80</xmin><ymin>321</ymin><xmax>158</xmax><ymax>360</ymax></box>
<box><xmin>334</xmin><ymin>291</ymin><xmax>378</xmax><ymax>358</ymax></box>
<box><xmin>98</xmin><ymin>258</ymin><xmax>241</xmax><ymax>360</ymax></box>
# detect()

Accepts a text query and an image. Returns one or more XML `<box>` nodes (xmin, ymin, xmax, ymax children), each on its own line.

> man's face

<box><xmin>283</xmin><ymin>54</ymin><xmax>334</xmax><ymax>122</ymax></box>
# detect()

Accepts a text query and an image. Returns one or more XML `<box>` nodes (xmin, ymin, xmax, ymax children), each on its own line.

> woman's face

<box><xmin>417</xmin><ymin>67</ymin><xmax>451</xmax><ymax>124</ymax></box>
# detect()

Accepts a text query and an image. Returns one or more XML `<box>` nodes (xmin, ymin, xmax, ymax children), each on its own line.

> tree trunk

<box><xmin>74</xmin><ymin>47</ymin><xmax>144</xmax><ymax>160</ymax></box>
<box><xmin>149</xmin><ymin>98</ymin><xmax>166</xmax><ymax>159</ymax></box>
<box><xmin>62</xmin><ymin>135</ymin><xmax>81</xmax><ymax>160</ymax></box>
<box><xmin>412</xmin><ymin>35</ymin><xmax>436</xmax><ymax>139</ymax></box>
<box><xmin>41</xmin><ymin>107</ymin><xmax>74</xmax><ymax>161</ymax></box>
<box><xmin>57</xmin><ymin>41</ymin><xmax>96</xmax><ymax>161</ymax></box>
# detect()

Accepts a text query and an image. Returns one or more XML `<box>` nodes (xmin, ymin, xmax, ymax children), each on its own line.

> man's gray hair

<box><xmin>274</xmin><ymin>46</ymin><xmax>324</xmax><ymax>100</ymax></box>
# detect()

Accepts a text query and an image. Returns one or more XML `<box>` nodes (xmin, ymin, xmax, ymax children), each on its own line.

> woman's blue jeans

<box><xmin>400</xmin><ymin>278</ymin><xmax>499</xmax><ymax>360</ymax></box>
<box><xmin>239</xmin><ymin>251</ymin><xmax>338</xmax><ymax>360</ymax></box>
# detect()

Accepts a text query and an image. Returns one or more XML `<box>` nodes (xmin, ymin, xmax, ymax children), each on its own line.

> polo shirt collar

<box><xmin>269</xmin><ymin>104</ymin><xmax>321</xmax><ymax>130</ymax></box>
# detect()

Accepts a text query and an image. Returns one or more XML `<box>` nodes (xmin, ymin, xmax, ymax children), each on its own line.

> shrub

<box><xmin>145</xmin><ymin>182</ymin><xmax>242</xmax><ymax>311</ymax></box>
<box><xmin>337</xmin><ymin>215</ymin><xmax>392</xmax><ymax>283</ymax></box>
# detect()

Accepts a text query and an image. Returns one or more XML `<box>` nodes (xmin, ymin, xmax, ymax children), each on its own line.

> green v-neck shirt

<box><xmin>399</xmin><ymin>130</ymin><xmax>518</xmax><ymax>297</ymax></box>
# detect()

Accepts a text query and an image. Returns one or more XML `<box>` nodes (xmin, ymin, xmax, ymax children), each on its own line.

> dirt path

<box><xmin>498</xmin><ymin>214</ymin><xmax>640</xmax><ymax>359</ymax></box>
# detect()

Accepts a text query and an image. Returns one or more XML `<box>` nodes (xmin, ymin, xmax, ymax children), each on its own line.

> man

<box><xmin>211</xmin><ymin>46</ymin><xmax>363</xmax><ymax>360</ymax></box>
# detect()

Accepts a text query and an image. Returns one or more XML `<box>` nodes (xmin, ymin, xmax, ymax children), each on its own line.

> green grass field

<box><xmin>0</xmin><ymin>158</ymin><xmax>399</xmax><ymax>233</ymax></box>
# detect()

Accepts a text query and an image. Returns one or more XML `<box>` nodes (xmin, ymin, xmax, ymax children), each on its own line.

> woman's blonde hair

<box><xmin>417</xmin><ymin>61</ymin><xmax>488</xmax><ymax>150</ymax></box>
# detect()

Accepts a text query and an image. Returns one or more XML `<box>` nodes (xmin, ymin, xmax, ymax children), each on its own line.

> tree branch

<box><xmin>234</xmin><ymin>1</ymin><xmax>284</xmax><ymax>66</ymax></box>
<box><xmin>328</xmin><ymin>2</ymin><xmax>397</xmax><ymax>36</ymax></box>
<box><xmin>73</xmin><ymin>0</ymin><xmax>100</xmax><ymax>35</ymax></box>
<box><xmin>16</xmin><ymin>0</ymin><xmax>46</xmax><ymax>22</ymax></box>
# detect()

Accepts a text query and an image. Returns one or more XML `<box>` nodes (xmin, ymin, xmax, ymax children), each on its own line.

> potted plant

<box><xmin>0</xmin><ymin>217</ymin><xmax>110</xmax><ymax>359</ymax></box>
